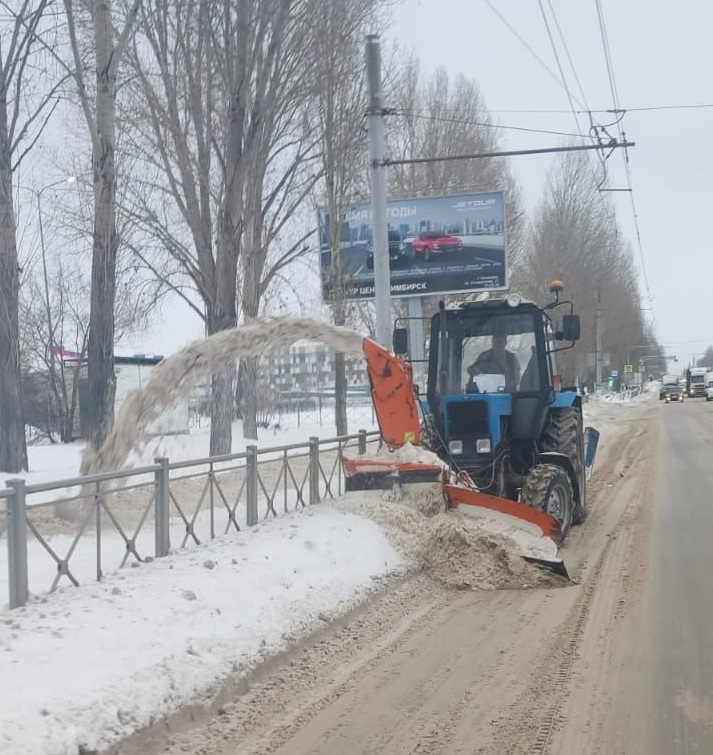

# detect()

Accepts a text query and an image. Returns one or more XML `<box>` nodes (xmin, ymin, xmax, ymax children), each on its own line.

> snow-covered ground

<box><xmin>0</xmin><ymin>507</ymin><xmax>402</xmax><ymax>755</ymax></box>
<box><xmin>0</xmin><ymin>403</ymin><xmax>378</xmax><ymax>491</ymax></box>
<box><xmin>0</xmin><ymin>393</ymin><xmax>647</xmax><ymax>754</ymax></box>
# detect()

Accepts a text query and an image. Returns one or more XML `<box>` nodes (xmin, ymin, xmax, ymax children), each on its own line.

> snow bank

<box><xmin>0</xmin><ymin>507</ymin><xmax>402</xmax><ymax>755</ymax></box>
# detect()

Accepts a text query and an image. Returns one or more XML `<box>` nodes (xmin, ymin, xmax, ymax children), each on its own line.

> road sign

<box><xmin>624</xmin><ymin>364</ymin><xmax>633</xmax><ymax>373</ymax></box>
<box><xmin>611</xmin><ymin>370</ymin><xmax>619</xmax><ymax>378</ymax></box>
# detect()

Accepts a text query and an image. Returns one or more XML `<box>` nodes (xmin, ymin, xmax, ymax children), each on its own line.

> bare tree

<box><xmin>522</xmin><ymin>151</ymin><xmax>650</xmax><ymax>385</ymax></box>
<box><xmin>696</xmin><ymin>348</ymin><xmax>713</xmax><ymax>369</ymax></box>
<box><xmin>121</xmin><ymin>0</ymin><xmax>268</xmax><ymax>451</ymax></box>
<box><xmin>381</xmin><ymin>62</ymin><xmax>526</xmax><ymax>333</ymax></box>
<box><xmin>17</xmin><ymin>175</ymin><xmax>160</xmax><ymax>443</ymax></box>
<box><xmin>386</xmin><ymin>62</ymin><xmax>526</xmax><ymax>271</ymax></box>
<box><xmin>0</xmin><ymin>0</ymin><xmax>62</xmax><ymax>472</ymax></box>
<box><xmin>62</xmin><ymin>0</ymin><xmax>141</xmax><ymax>449</ymax></box>
<box><xmin>306</xmin><ymin>0</ymin><xmax>377</xmax><ymax>435</ymax></box>
<box><xmin>237</xmin><ymin>1</ymin><xmax>330</xmax><ymax>440</ymax></box>
<box><xmin>123</xmin><ymin>0</ymin><xmax>336</xmax><ymax>445</ymax></box>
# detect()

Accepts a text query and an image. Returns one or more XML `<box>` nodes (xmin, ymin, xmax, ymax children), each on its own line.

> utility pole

<box><xmin>594</xmin><ymin>291</ymin><xmax>602</xmax><ymax>392</ymax></box>
<box><xmin>365</xmin><ymin>34</ymin><xmax>390</xmax><ymax>348</ymax></box>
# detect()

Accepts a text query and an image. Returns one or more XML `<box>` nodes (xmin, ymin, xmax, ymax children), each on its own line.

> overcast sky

<box><xmin>124</xmin><ymin>0</ymin><xmax>712</xmax><ymax>368</ymax></box>
<box><xmin>389</xmin><ymin>0</ymin><xmax>713</xmax><ymax>368</ymax></box>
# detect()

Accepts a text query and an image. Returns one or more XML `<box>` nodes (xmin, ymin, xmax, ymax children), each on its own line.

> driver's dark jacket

<box><xmin>470</xmin><ymin>349</ymin><xmax>519</xmax><ymax>390</ymax></box>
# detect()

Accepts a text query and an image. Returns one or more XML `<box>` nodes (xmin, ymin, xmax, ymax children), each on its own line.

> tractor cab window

<box><xmin>437</xmin><ymin>311</ymin><xmax>541</xmax><ymax>395</ymax></box>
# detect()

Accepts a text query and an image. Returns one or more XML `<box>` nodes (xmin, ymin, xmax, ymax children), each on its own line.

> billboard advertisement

<box><xmin>318</xmin><ymin>190</ymin><xmax>506</xmax><ymax>301</ymax></box>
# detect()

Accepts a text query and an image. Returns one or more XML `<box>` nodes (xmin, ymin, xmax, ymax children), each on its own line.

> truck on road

<box><xmin>686</xmin><ymin>367</ymin><xmax>709</xmax><ymax>398</ymax></box>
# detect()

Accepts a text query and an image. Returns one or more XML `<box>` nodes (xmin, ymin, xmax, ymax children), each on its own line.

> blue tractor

<box><xmin>393</xmin><ymin>282</ymin><xmax>593</xmax><ymax>540</ymax></box>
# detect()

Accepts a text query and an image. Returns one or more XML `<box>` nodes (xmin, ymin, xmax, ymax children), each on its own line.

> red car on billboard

<box><xmin>412</xmin><ymin>231</ymin><xmax>463</xmax><ymax>261</ymax></box>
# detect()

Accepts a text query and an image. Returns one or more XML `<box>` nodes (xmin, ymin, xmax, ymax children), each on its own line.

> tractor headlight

<box><xmin>476</xmin><ymin>438</ymin><xmax>491</xmax><ymax>454</ymax></box>
<box><xmin>506</xmin><ymin>293</ymin><xmax>522</xmax><ymax>308</ymax></box>
<box><xmin>448</xmin><ymin>440</ymin><xmax>463</xmax><ymax>455</ymax></box>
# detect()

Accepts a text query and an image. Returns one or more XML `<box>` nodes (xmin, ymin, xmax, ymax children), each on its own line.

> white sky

<box><xmin>389</xmin><ymin>0</ymin><xmax>713</xmax><ymax>367</ymax></box>
<box><xmin>115</xmin><ymin>0</ymin><xmax>713</xmax><ymax>369</ymax></box>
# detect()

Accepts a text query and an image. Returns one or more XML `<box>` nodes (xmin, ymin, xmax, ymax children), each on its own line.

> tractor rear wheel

<box><xmin>539</xmin><ymin>407</ymin><xmax>586</xmax><ymax>524</ymax></box>
<box><xmin>520</xmin><ymin>464</ymin><xmax>574</xmax><ymax>539</ymax></box>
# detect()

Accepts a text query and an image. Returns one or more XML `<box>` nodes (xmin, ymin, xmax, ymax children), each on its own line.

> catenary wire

<box><xmin>594</xmin><ymin>0</ymin><xmax>654</xmax><ymax>316</ymax></box>
<box><xmin>483</xmin><ymin>0</ymin><xmax>586</xmax><ymax>109</ymax></box>
<box><xmin>394</xmin><ymin>110</ymin><xmax>591</xmax><ymax>139</ymax></box>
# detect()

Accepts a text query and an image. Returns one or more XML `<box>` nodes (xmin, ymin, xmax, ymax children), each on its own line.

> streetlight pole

<box><xmin>18</xmin><ymin>176</ymin><xmax>76</xmax><ymax>438</ymax></box>
<box><xmin>29</xmin><ymin>177</ymin><xmax>77</xmax><ymax>357</ymax></box>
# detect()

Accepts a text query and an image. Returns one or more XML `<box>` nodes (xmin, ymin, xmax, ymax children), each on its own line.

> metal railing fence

<box><xmin>2</xmin><ymin>429</ymin><xmax>379</xmax><ymax>610</ymax></box>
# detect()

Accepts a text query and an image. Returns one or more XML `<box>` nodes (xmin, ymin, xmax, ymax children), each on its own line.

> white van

<box><xmin>705</xmin><ymin>375</ymin><xmax>713</xmax><ymax>401</ymax></box>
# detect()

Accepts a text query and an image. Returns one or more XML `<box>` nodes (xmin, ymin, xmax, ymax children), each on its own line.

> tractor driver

<box><xmin>467</xmin><ymin>332</ymin><xmax>521</xmax><ymax>392</ymax></box>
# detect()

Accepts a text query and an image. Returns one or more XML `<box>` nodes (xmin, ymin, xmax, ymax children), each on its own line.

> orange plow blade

<box><xmin>443</xmin><ymin>484</ymin><xmax>563</xmax><ymax>544</ymax></box>
<box><xmin>443</xmin><ymin>484</ymin><xmax>569</xmax><ymax>579</ymax></box>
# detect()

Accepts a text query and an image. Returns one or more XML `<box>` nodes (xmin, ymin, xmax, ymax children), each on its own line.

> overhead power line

<box><xmin>394</xmin><ymin>110</ymin><xmax>591</xmax><ymax>139</ymax></box>
<box><xmin>609</xmin><ymin>103</ymin><xmax>713</xmax><ymax>112</ymax></box>
<box><xmin>472</xmin><ymin>104</ymin><xmax>713</xmax><ymax>114</ymax></box>
<box><xmin>593</xmin><ymin>0</ymin><xmax>654</xmax><ymax>315</ymax></box>
<box><xmin>594</xmin><ymin>0</ymin><xmax>621</xmax><ymax>110</ymax></box>
<box><xmin>483</xmin><ymin>0</ymin><xmax>586</xmax><ymax>109</ymax></box>
<box><xmin>545</xmin><ymin>0</ymin><xmax>591</xmax><ymax>112</ymax></box>
<box><xmin>537</xmin><ymin>0</ymin><xmax>584</xmax><ymax>136</ymax></box>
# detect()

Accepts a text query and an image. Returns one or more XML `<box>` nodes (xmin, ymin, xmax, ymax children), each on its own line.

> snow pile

<box><xmin>0</xmin><ymin>507</ymin><xmax>402</xmax><ymax>755</ymax></box>
<box><xmin>340</xmin><ymin>487</ymin><xmax>565</xmax><ymax>591</ymax></box>
<box><xmin>371</xmin><ymin>441</ymin><xmax>446</xmax><ymax>466</ymax></box>
<box><xmin>342</xmin><ymin>442</ymin><xmax>447</xmax><ymax>473</ymax></box>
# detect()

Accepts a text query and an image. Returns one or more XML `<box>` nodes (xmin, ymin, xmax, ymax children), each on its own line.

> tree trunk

<box><xmin>210</xmin><ymin>368</ymin><xmax>234</xmax><ymax>453</ymax></box>
<box><xmin>207</xmin><ymin>301</ymin><xmax>236</xmax><ymax>456</ymax></box>
<box><xmin>241</xmin><ymin>243</ymin><xmax>259</xmax><ymax>440</ymax></box>
<box><xmin>334</xmin><ymin>351</ymin><xmax>348</xmax><ymax>435</ymax></box>
<box><xmin>242</xmin><ymin>356</ymin><xmax>259</xmax><ymax>441</ymax></box>
<box><xmin>209</xmin><ymin>7</ymin><xmax>247</xmax><ymax>454</ymax></box>
<box><xmin>86</xmin><ymin>0</ymin><xmax>119</xmax><ymax>450</ymax></box>
<box><xmin>234</xmin><ymin>358</ymin><xmax>246</xmax><ymax>420</ymax></box>
<box><xmin>0</xmin><ymin>117</ymin><xmax>27</xmax><ymax>472</ymax></box>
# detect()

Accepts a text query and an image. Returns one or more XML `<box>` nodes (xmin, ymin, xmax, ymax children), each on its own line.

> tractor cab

<box><xmin>426</xmin><ymin>293</ymin><xmax>578</xmax><ymax>453</ymax></box>
<box><xmin>393</xmin><ymin>284</ymin><xmax>585</xmax><ymax>513</ymax></box>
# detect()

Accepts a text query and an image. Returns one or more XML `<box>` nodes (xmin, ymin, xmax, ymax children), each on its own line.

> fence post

<box><xmin>358</xmin><ymin>429</ymin><xmax>367</xmax><ymax>455</ymax></box>
<box><xmin>246</xmin><ymin>446</ymin><xmax>258</xmax><ymax>526</ymax></box>
<box><xmin>309</xmin><ymin>436</ymin><xmax>320</xmax><ymax>505</ymax></box>
<box><xmin>6</xmin><ymin>479</ymin><xmax>28</xmax><ymax>609</ymax></box>
<box><xmin>154</xmin><ymin>457</ymin><xmax>170</xmax><ymax>558</ymax></box>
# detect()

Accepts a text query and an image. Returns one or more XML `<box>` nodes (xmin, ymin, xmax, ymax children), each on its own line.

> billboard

<box><xmin>318</xmin><ymin>191</ymin><xmax>506</xmax><ymax>301</ymax></box>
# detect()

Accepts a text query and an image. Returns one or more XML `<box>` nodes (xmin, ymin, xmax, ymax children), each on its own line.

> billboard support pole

<box><xmin>594</xmin><ymin>291</ymin><xmax>602</xmax><ymax>385</ymax></box>
<box><xmin>407</xmin><ymin>296</ymin><xmax>425</xmax><ymax>383</ymax></box>
<box><xmin>366</xmin><ymin>34</ymin><xmax>390</xmax><ymax>347</ymax></box>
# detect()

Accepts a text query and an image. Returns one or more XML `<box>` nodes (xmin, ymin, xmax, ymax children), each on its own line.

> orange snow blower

<box><xmin>341</xmin><ymin>285</ymin><xmax>600</xmax><ymax>578</ymax></box>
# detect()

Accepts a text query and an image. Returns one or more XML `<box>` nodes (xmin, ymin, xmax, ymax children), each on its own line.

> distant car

<box><xmin>366</xmin><ymin>230</ymin><xmax>409</xmax><ymax>270</ymax></box>
<box><xmin>660</xmin><ymin>384</ymin><xmax>675</xmax><ymax>400</ymax></box>
<box><xmin>411</xmin><ymin>231</ymin><xmax>463</xmax><ymax>262</ymax></box>
<box><xmin>664</xmin><ymin>385</ymin><xmax>684</xmax><ymax>403</ymax></box>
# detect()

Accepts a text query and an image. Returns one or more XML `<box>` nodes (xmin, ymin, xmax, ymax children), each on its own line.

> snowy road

<box><xmin>109</xmin><ymin>398</ymin><xmax>662</xmax><ymax>755</ymax></box>
<box><xmin>550</xmin><ymin>398</ymin><xmax>713</xmax><ymax>755</ymax></box>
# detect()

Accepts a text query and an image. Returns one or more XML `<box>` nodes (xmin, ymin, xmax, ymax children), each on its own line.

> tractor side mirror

<box><xmin>561</xmin><ymin>314</ymin><xmax>580</xmax><ymax>342</ymax></box>
<box><xmin>393</xmin><ymin>327</ymin><xmax>408</xmax><ymax>355</ymax></box>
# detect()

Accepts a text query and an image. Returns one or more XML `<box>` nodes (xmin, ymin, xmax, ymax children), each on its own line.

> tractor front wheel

<box><xmin>521</xmin><ymin>464</ymin><xmax>574</xmax><ymax>540</ymax></box>
<box><xmin>540</xmin><ymin>407</ymin><xmax>586</xmax><ymax>524</ymax></box>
